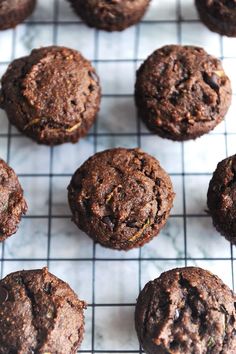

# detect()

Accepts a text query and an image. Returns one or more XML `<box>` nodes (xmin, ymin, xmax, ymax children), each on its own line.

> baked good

<box><xmin>68</xmin><ymin>0</ymin><xmax>150</xmax><ymax>31</ymax></box>
<box><xmin>0</xmin><ymin>158</ymin><xmax>27</xmax><ymax>242</ymax></box>
<box><xmin>195</xmin><ymin>0</ymin><xmax>236</xmax><ymax>37</ymax></box>
<box><xmin>0</xmin><ymin>0</ymin><xmax>36</xmax><ymax>30</ymax></box>
<box><xmin>135</xmin><ymin>45</ymin><xmax>232</xmax><ymax>141</ymax></box>
<box><xmin>68</xmin><ymin>147</ymin><xmax>174</xmax><ymax>250</ymax></box>
<box><xmin>0</xmin><ymin>267</ymin><xmax>86</xmax><ymax>354</ymax></box>
<box><xmin>207</xmin><ymin>154</ymin><xmax>236</xmax><ymax>244</ymax></box>
<box><xmin>135</xmin><ymin>267</ymin><xmax>236</xmax><ymax>354</ymax></box>
<box><xmin>0</xmin><ymin>46</ymin><xmax>101</xmax><ymax>145</ymax></box>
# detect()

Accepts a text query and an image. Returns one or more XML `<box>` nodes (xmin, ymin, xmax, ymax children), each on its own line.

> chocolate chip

<box><xmin>0</xmin><ymin>286</ymin><xmax>8</xmax><ymax>303</ymax></box>
<box><xmin>169</xmin><ymin>91</ymin><xmax>179</xmax><ymax>105</ymax></box>
<box><xmin>70</xmin><ymin>99</ymin><xmax>77</xmax><ymax>106</ymax></box>
<box><xmin>88</xmin><ymin>71</ymin><xmax>98</xmax><ymax>82</ymax></box>
<box><xmin>203</xmin><ymin>72</ymin><xmax>220</xmax><ymax>91</ymax></box>
<box><xmin>15</xmin><ymin>276</ymin><xmax>23</xmax><ymax>285</ymax></box>
<box><xmin>88</xmin><ymin>84</ymin><xmax>95</xmax><ymax>92</ymax></box>
<box><xmin>102</xmin><ymin>216</ymin><xmax>114</xmax><ymax>229</ymax></box>
<box><xmin>43</xmin><ymin>282</ymin><xmax>52</xmax><ymax>294</ymax></box>
<box><xmin>127</xmin><ymin>221</ymin><xmax>138</xmax><ymax>228</ymax></box>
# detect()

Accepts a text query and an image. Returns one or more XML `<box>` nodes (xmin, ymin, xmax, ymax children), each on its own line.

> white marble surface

<box><xmin>0</xmin><ymin>0</ymin><xmax>236</xmax><ymax>352</ymax></box>
<box><xmin>138</xmin><ymin>23</ymin><xmax>178</xmax><ymax>59</ymax></box>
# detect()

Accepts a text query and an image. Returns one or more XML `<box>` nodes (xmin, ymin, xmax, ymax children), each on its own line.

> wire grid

<box><xmin>0</xmin><ymin>0</ymin><xmax>236</xmax><ymax>352</ymax></box>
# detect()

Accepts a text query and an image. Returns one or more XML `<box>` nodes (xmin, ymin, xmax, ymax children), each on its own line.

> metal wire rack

<box><xmin>0</xmin><ymin>0</ymin><xmax>236</xmax><ymax>352</ymax></box>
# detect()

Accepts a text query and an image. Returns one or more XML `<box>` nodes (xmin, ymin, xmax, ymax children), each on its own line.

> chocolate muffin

<box><xmin>135</xmin><ymin>267</ymin><xmax>236</xmax><ymax>354</ymax></box>
<box><xmin>68</xmin><ymin>0</ymin><xmax>150</xmax><ymax>31</ymax></box>
<box><xmin>0</xmin><ymin>267</ymin><xmax>86</xmax><ymax>354</ymax></box>
<box><xmin>135</xmin><ymin>45</ymin><xmax>232</xmax><ymax>141</ymax></box>
<box><xmin>68</xmin><ymin>148</ymin><xmax>174</xmax><ymax>250</ymax></box>
<box><xmin>207</xmin><ymin>154</ymin><xmax>236</xmax><ymax>244</ymax></box>
<box><xmin>0</xmin><ymin>46</ymin><xmax>101</xmax><ymax>145</ymax></box>
<box><xmin>196</xmin><ymin>0</ymin><xmax>236</xmax><ymax>37</ymax></box>
<box><xmin>0</xmin><ymin>0</ymin><xmax>36</xmax><ymax>30</ymax></box>
<box><xmin>0</xmin><ymin>158</ymin><xmax>27</xmax><ymax>242</ymax></box>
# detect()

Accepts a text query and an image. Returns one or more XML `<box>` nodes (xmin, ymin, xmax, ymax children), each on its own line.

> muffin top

<box><xmin>207</xmin><ymin>154</ymin><xmax>236</xmax><ymax>243</ymax></box>
<box><xmin>135</xmin><ymin>45</ymin><xmax>231</xmax><ymax>140</ymax></box>
<box><xmin>0</xmin><ymin>46</ymin><xmax>101</xmax><ymax>144</ymax></box>
<box><xmin>68</xmin><ymin>0</ymin><xmax>150</xmax><ymax>31</ymax></box>
<box><xmin>135</xmin><ymin>267</ymin><xmax>236</xmax><ymax>354</ymax></box>
<box><xmin>197</xmin><ymin>0</ymin><xmax>236</xmax><ymax>18</ymax></box>
<box><xmin>68</xmin><ymin>148</ymin><xmax>174</xmax><ymax>250</ymax></box>
<box><xmin>0</xmin><ymin>159</ymin><xmax>27</xmax><ymax>242</ymax></box>
<box><xmin>0</xmin><ymin>267</ymin><xmax>85</xmax><ymax>354</ymax></box>
<box><xmin>0</xmin><ymin>0</ymin><xmax>32</xmax><ymax>14</ymax></box>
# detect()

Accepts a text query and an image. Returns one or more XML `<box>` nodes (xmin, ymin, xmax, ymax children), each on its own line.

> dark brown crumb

<box><xmin>0</xmin><ymin>158</ymin><xmax>27</xmax><ymax>242</ymax></box>
<box><xmin>195</xmin><ymin>0</ymin><xmax>236</xmax><ymax>37</ymax></box>
<box><xmin>68</xmin><ymin>0</ymin><xmax>150</xmax><ymax>31</ymax></box>
<box><xmin>0</xmin><ymin>46</ymin><xmax>101</xmax><ymax>145</ymax></box>
<box><xmin>68</xmin><ymin>147</ymin><xmax>174</xmax><ymax>250</ymax></box>
<box><xmin>135</xmin><ymin>45</ymin><xmax>232</xmax><ymax>141</ymax></box>
<box><xmin>0</xmin><ymin>267</ymin><xmax>86</xmax><ymax>354</ymax></box>
<box><xmin>135</xmin><ymin>267</ymin><xmax>236</xmax><ymax>354</ymax></box>
<box><xmin>0</xmin><ymin>0</ymin><xmax>36</xmax><ymax>31</ymax></box>
<box><xmin>207</xmin><ymin>154</ymin><xmax>236</xmax><ymax>244</ymax></box>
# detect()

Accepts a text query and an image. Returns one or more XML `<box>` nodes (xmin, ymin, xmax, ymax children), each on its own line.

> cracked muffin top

<box><xmin>0</xmin><ymin>46</ymin><xmax>101</xmax><ymax>145</ymax></box>
<box><xmin>68</xmin><ymin>148</ymin><xmax>174</xmax><ymax>250</ymax></box>
<box><xmin>135</xmin><ymin>267</ymin><xmax>236</xmax><ymax>354</ymax></box>
<box><xmin>197</xmin><ymin>0</ymin><xmax>236</xmax><ymax>17</ymax></box>
<box><xmin>208</xmin><ymin>154</ymin><xmax>236</xmax><ymax>244</ymax></box>
<box><xmin>195</xmin><ymin>0</ymin><xmax>236</xmax><ymax>37</ymax></box>
<box><xmin>0</xmin><ymin>267</ymin><xmax>86</xmax><ymax>354</ymax></box>
<box><xmin>0</xmin><ymin>158</ymin><xmax>27</xmax><ymax>242</ymax></box>
<box><xmin>0</xmin><ymin>0</ymin><xmax>36</xmax><ymax>30</ymax></box>
<box><xmin>135</xmin><ymin>45</ymin><xmax>232</xmax><ymax>141</ymax></box>
<box><xmin>68</xmin><ymin>0</ymin><xmax>150</xmax><ymax>31</ymax></box>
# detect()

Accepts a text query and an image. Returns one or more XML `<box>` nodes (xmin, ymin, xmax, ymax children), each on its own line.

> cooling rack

<box><xmin>0</xmin><ymin>0</ymin><xmax>236</xmax><ymax>352</ymax></box>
